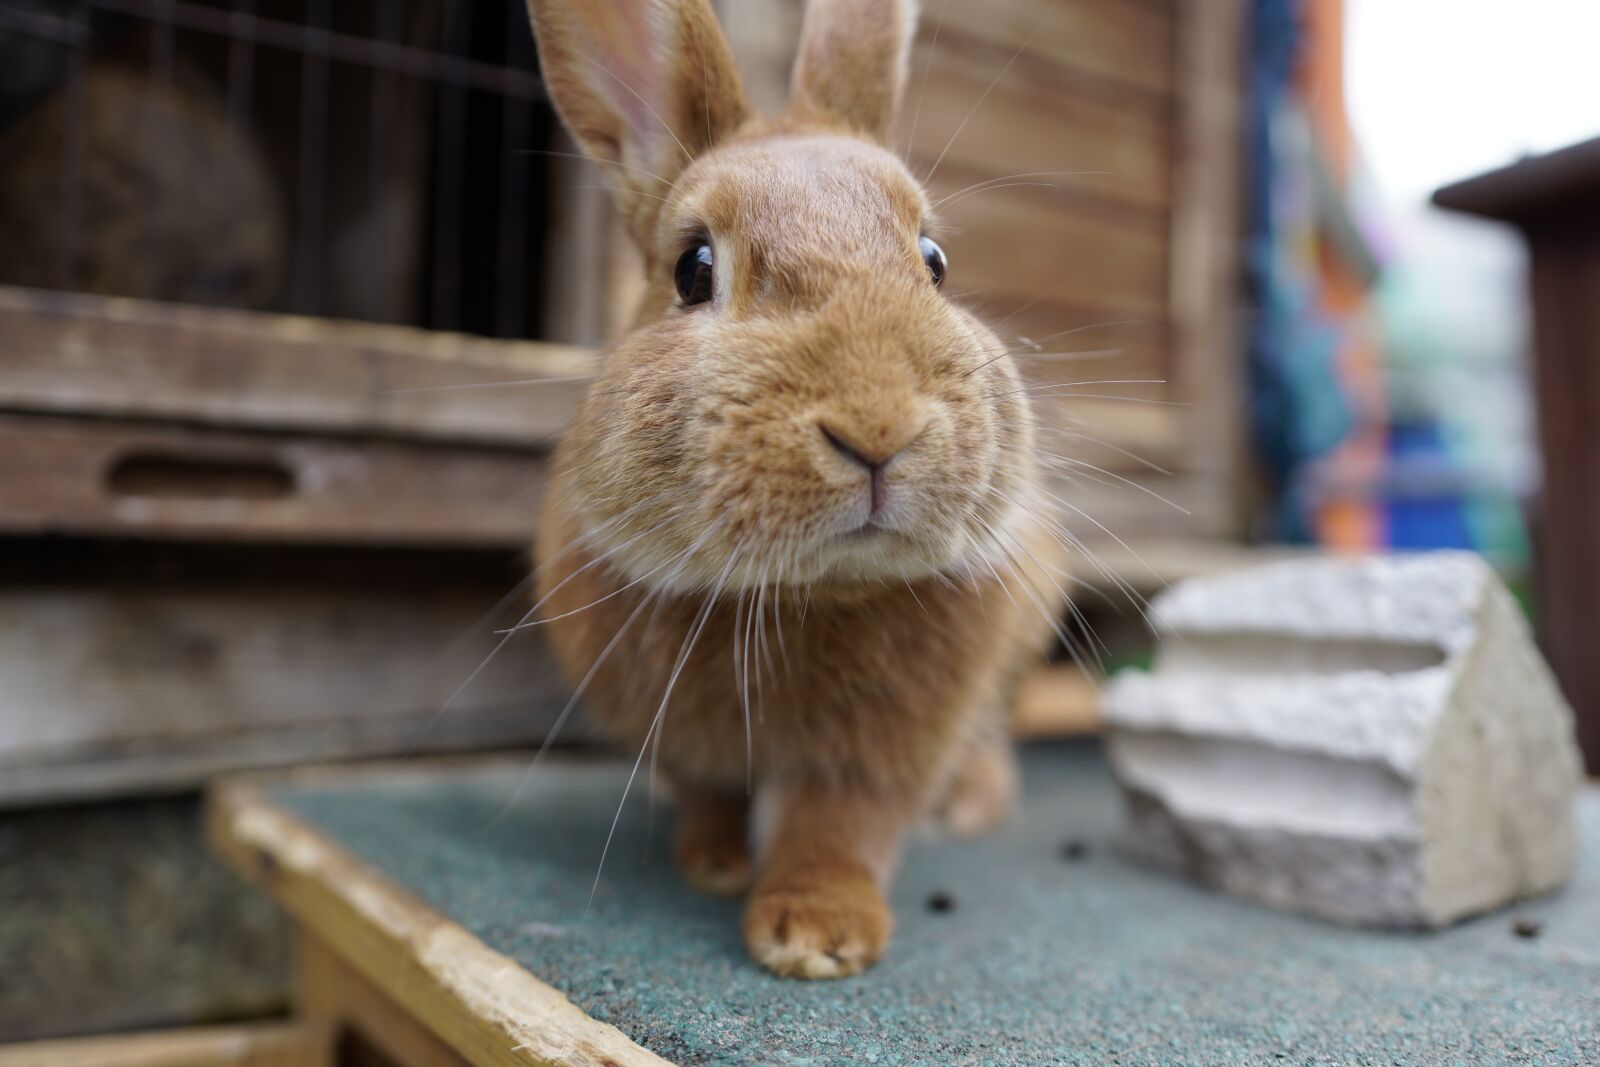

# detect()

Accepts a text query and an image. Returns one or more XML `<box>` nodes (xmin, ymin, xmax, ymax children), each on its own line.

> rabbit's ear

<box><xmin>526</xmin><ymin>0</ymin><xmax>749</xmax><ymax>241</ymax></box>
<box><xmin>789</xmin><ymin>0</ymin><xmax>917</xmax><ymax>143</ymax></box>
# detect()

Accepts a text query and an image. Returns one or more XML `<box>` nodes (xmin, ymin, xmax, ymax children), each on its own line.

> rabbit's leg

<box><xmin>673</xmin><ymin>787</ymin><xmax>753</xmax><ymax>896</ymax></box>
<box><xmin>932</xmin><ymin>716</ymin><xmax>1018</xmax><ymax>836</ymax></box>
<box><xmin>742</xmin><ymin>779</ymin><xmax>908</xmax><ymax>979</ymax></box>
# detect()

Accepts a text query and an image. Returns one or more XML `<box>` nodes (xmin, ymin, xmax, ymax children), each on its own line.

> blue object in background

<box><xmin>1245</xmin><ymin>0</ymin><xmax>1355</xmax><ymax>542</ymax></box>
<box><xmin>1382</xmin><ymin>420</ymin><xmax>1474</xmax><ymax>550</ymax></box>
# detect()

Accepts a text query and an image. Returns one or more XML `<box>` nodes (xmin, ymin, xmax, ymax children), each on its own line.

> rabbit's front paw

<box><xmin>742</xmin><ymin>873</ymin><xmax>892</xmax><ymax>979</ymax></box>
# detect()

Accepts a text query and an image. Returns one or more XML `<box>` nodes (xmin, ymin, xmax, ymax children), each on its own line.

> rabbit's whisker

<box><xmin>734</xmin><ymin>586</ymin><xmax>753</xmax><ymax>792</ymax></box>
<box><xmin>902</xmin><ymin>14</ymin><xmax>942</xmax><ymax>159</ymax></box>
<box><xmin>936</xmin><ymin>181</ymin><xmax>1063</xmax><ymax>210</ymax></box>
<box><xmin>1008</xmin><ymin>347</ymin><xmax>1124</xmax><ymax>363</ymax></box>
<box><xmin>400</xmin><ymin>569</ymin><xmax>538</xmax><ymax>759</ymax></box>
<box><xmin>591</xmin><ymin>551</ymin><xmax>738</xmax><ymax>905</ymax></box>
<box><xmin>923</xmin><ymin>0</ymin><xmax>1060</xmax><ymax>186</ymax></box>
<box><xmin>583</xmin><ymin>54</ymin><xmax>694</xmax><ymax>166</ymax></box>
<box><xmin>1014</xmin><ymin>479</ymin><xmax>1166</xmax><ymax>616</ymax></box>
<box><xmin>513</xmin><ymin>148</ymin><xmax>682</xmax><ymax>192</ymax></box>
<box><xmin>486</xmin><ymin>592</ymin><xmax>652</xmax><ymax>829</ymax></box>
<box><xmin>966</xmin><ymin>316</ymin><xmax>1160</xmax><ymax>379</ymax></box>
<box><xmin>990</xmin><ymin>377</ymin><xmax>1166</xmax><ymax>399</ymax></box>
<box><xmin>999</xmin><ymin>391</ymin><xmax>1185</xmax><ymax>406</ymax></box>
<box><xmin>1033</xmin><ymin>427</ymin><xmax>1175</xmax><ymax>476</ymax></box>
<box><xmin>386</xmin><ymin>374</ymin><xmax>591</xmax><ymax>394</ymax></box>
<box><xmin>972</xmin><ymin>509</ymin><xmax>1099</xmax><ymax>670</ymax></box>
<box><xmin>504</xmin><ymin>516</ymin><xmax>726</xmax><ymax>631</ymax></box>
<box><xmin>442</xmin><ymin>497</ymin><xmax>680</xmax><ymax>738</ymax></box>
<box><xmin>570</xmin><ymin>184</ymin><xmax>671</xmax><ymax>204</ymax></box>
<box><xmin>1027</xmin><ymin>450</ymin><xmax>1191</xmax><ymax>515</ymax></box>
<box><xmin>987</xmin><ymin>501</ymin><xmax>1107</xmax><ymax>666</ymax></box>
<box><xmin>485</xmin><ymin>517</ymin><xmax>718</xmax><ymax>828</ymax></box>
<box><xmin>987</xmin><ymin>490</ymin><xmax>1142</xmax><ymax>638</ymax></box>
<box><xmin>899</xmin><ymin>565</ymin><xmax>930</xmax><ymax>616</ymax></box>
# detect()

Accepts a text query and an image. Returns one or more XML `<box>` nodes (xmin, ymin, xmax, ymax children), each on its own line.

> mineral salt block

<box><xmin>1099</xmin><ymin>552</ymin><xmax>1582</xmax><ymax>927</ymax></box>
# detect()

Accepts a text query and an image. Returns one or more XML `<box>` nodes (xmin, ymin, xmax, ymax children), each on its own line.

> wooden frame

<box><xmin>0</xmin><ymin>1022</ymin><xmax>335</xmax><ymax>1067</ymax></box>
<box><xmin>1434</xmin><ymin>137</ymin><xmax>1600</xmax><ymax>773</ymax></box>
<box><xmin>208</xmin><ymin>773</ymin><xmax>670</xmax><ymax>1067</ymax></box>
<box><xmin>0</xmin><ymin>415</ymin><xmax>551</xmax><ymax>546</ymax></box>
<box><xmin>0</xmin><ymin>287</ymin><xmax>592</xmax><ymax>447</ymax></box>
<box><xmin>1167</xmin><ymin>0</ymin><xmax>1249</xmax><ymax>536</ymax></box>
<box><xmin>0</xmin><ymin>580</ymin><xmax>575</xmax><ymax>807</ymax></box>
<box><xmin>0</xmin><ymin>288</ymin><xmax>586</xmax><ymax>806</ymax></box>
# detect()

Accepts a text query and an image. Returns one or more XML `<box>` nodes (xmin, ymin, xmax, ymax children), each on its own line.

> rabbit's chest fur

<box><xmin>537</xmin><ymin>492</ymin><xmax>1047</xmax><ymax>802</ymax></box>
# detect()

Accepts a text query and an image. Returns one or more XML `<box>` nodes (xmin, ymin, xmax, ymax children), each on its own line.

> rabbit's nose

<box><xmin>818</xmin><ymin>423</ymin><xmax>912</xmax><ymax>469</ymax></box>
<box><xmin>818</xmin><ymin>420</ymin><xmax>924</xmax><ymax>517</ymax></box>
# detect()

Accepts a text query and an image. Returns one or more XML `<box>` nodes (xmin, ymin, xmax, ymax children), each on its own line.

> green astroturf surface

<box><xmin>272</xmin><ymin>744</ymin><xmax>1600</xmax><ymax>1066</ymax></box>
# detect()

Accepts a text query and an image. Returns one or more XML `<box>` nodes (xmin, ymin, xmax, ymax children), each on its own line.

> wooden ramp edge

<box><xmin>0</xmin><ymin>1021</ymin><xmax>335</xmax><ymax>1067</ymax></box>
<box><xmin>206</xmin><ymin>775</ymin><xmax>674</xmax><ymax>1067</ymax></box>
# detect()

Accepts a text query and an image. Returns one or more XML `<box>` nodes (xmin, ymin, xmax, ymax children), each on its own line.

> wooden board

<box><xmin>1434</xmin><ymin>138</ymin><xmax>1600</xmax><ymax>772</ymax></box>
<box><xmin>1167</xmin><ymin>0</ymin><xmax>1248</xmax><ymax>501</ymax></box>
<box><xmin>1014</xmin><ymin>663</ymin><xmax>1101</xmax><ymax>738</ymax></box>
<box><xmin>913</xmin><ymin>0</ymin><xmax>1174</xmax><ymax>98</ymax></box>
<box><xmin>0</xmin><ymin>415</ymin><xmax>547</xmax><ymax>546</ymax></box>
<box><xmin>721</xmin><ymin>0</ymin><xmax>1174</xmax><ymax>111</ymax></box>
<box><xmin>298</xmin><ymin>934</ymin><xmax>475</xmax><ymax>1067</ymax></box>
<box><xmin>0</xmin><ymin>286</ymin><xmax>594</xmax><ymax>446</ymax></box>
<box><xmin>934</xmin><ymin>188</ymin><xmax>1169</xmax><ymax>317</ymax></box>
<box><xmin>906</xmin><ymin>39</ymin><xmax>1172</xmax><ymax>213</ymax></box>
<box><xmin>0</xmin><ymin>1022</ymin><xmax>334</xmax><ymax>1067</ymax></box>
<box><xmin>208</xmin><ymin>776</ymin><xmax>672</xmax><ymax>1067</ymax></box>
<box><xmin>0</xmin><ymin>584</ymin><xmax>574</xmax><ymax>807</ymax></box>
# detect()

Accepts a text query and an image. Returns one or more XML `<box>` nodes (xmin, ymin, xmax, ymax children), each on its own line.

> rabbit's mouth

<box><xmin>841</xmin><ymin>520</ymin><xmax>886</xmax><ymax>538</ymax></box>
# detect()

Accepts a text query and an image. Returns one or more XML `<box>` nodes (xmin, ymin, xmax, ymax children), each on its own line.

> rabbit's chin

<box><xmin>576</xmin><ymin>492</ymin><xmax>1028</xmax><ymax>597</ymax></box>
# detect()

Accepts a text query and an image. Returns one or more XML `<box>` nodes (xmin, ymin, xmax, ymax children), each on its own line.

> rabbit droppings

<box><xmin>527</xmin><ymin>0</ymin><xmax>1068</xmax><ymax>979</ymax></box>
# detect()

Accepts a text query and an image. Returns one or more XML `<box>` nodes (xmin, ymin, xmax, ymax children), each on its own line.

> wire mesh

<box><xmin>0</xmin><ymin>0</ymin><xmax>557</xmax><ymax>339</ymax></box>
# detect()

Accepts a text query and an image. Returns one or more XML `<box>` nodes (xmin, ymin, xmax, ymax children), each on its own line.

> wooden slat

<box><xmin>1166</xmin><ymin>0</ymin><xmax>1248</xmax><ymax>533</ymax></box>
<box><xmin>939</xmin><ymin>188</ymin><xmax>1169</xmax><ymax>315</ymax></box>
<box><xmin>1032</xmin><ymin>395</ymin><xmax>1186</xmax><ymax>474</ymax></box>
<box><xmin>1014</xmin><ymin>663</ymin><xmax>1101</xmax><ymax>738</ymax></box>
<box><xmin>298</xmin><ymin>934</ymin><xmax>474</xmax><ymax>1067</ymax></box>
<box><xmin>906</xmin><ymin>36</ymin><xmax>1171</xmax><ymax>212</ymax></box>
<box><xmin>0</xmin><ymin>1022</ymin><xmax>335</xmax><ymax>1067</ymax></box>
<box><xmin>722</xmin><ymin>0</ymin><xmax>1174</xmax><ymax>111</ymax></box>
<box><xmin>0</xmin><ymin>287</ymin><xmax>594</xmax><ymax>446</ymax></box>
<box><xmin>208</xmin><ymin>780</ymin><xmax>672</xmax><ymax>1067</ymax></box>
<box><xmin>0</xmin><ymin>586</ymin><xmax>571</xmax><ymax>806</ymax></box>
<box><xmin>915</xmin><ymin>0</ymin><xmax>1175</xmax><ymax>98</ymax></box>
<box><xmin>0</xmin><ymin>415</ymin><xmax>547</xmax><ymax>545</ymax></box>
<box><xmin>1049</xmin><ymin>469</ymin><xmax>1241</xmax><ymax>543</ymax></box>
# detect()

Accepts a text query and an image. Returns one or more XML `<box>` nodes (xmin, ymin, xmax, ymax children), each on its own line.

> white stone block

<box><xmin>1100</xmin><ymin>552</ymin><xmax>1583</xmax><ymax>927</ymax></box>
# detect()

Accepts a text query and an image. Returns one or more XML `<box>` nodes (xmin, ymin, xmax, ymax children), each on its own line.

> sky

<box><xmin>1346</xmin><ymin>0</ymin><xmax>1600</xmax><ymax>204</ymax></box>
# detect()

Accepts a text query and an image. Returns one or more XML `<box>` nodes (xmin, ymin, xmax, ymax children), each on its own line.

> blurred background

<box><xmin>0</xmin><ymin>0</ymin><xmax>1595</xmax><ymax>1047</ymax></box>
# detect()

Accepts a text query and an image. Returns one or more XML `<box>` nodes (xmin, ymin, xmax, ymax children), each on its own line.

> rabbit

<box><xmin>0</xmin><ymin>60</ymin><xmax>285</xmax><ymax>309</ymax></box>
<box><xmin>526</xmin><ymin>0</ymin><xmax>1068</xmax><ymax>978</ymax></box>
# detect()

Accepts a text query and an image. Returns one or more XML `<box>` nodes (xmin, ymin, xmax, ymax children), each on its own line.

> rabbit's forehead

<box><xmin>675</xmin><ymin>135</ymin><xmax>926</xmax><ymax>249</ymax></box>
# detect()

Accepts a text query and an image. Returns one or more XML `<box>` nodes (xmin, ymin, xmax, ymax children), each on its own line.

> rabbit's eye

<box><xmin>675</xmin><ymin>242</ymin><xmax>715</xmax><ymax>306</ymax></box>
<box><xmin>919</xmin><ymin>236</ymin><xmax>947</xmax><ymax>288</ymax></box>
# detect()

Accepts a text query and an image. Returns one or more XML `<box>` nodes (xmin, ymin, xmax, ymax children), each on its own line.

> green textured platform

<box><xmin>272</xmin><ymin>744</ymin><xmax>1600</xmax><ymax>1066</ymax></box>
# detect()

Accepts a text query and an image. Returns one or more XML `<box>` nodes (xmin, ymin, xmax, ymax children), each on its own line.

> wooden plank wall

<box><xmin>0</xmin><ymin>580</ymin><xmax>573</xmax><ymax>806</ymax></box>
<box><xmin>718</xmin><ymin>0</ymin><xmax>1246</xmax><ymax>540</ymax></box>
<box><xmin>722</xmin><ymin>0</ymin><xmax>1172</xmax><ymax>377</ymax></box>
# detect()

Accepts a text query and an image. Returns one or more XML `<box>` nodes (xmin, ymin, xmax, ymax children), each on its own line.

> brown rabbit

<box><xmin>0</xmin><ymin>61</ymin><xmax>285</xmax><ymax>308</ymax></box>
<box><xmin>527</xmin><ymin>0</ymin><xmax>1068</xmax><ymax>978</ymax></box>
